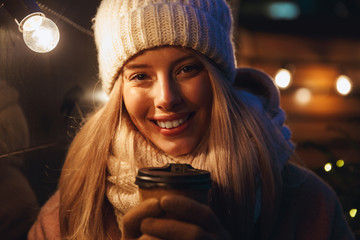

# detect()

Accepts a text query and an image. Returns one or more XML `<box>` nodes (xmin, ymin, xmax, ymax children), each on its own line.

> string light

<box><xmin>18</xmin><ymin>12</ymin><xmax>60</xmax><ymax>53</ymax></box>
<box><xmin>274</xmin><ymin>68</ymin><xmax>292</xmax><ymax>89</ymax></box>
<box><xmin>336</xmin><ymin>75</ymin><xmax>352</xmax><ymax>96</ymax></box>
<box><xmin>336</xmin><ymin>159</ymin><xmax>345</xmax><ymax>168</ymax></box>
<box><xmin>349</xmin><ymin>209</ymin><xmax>358</xmax><ymax>218</ymax></box>
<box><xmin>3</xmin><ymin>0</ymin><xmax>60</xmax><ymax>53</ymax></box>
<box><xmin>36</xmin><ymin>1</ymin><xmax>93</xmax><ymax>37</ymax></box>
<box><xmin>324</xmin><ymin>163</ymin><xmax>332</xmax><ymax>172</ymax></box>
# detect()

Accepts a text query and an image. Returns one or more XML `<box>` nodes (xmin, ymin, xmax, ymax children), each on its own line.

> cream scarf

<box><xmin>106</xmin><ymin>117</ymin><xmax>196</xmax><ymax>230</ymax></box>
<box><xmin>105</xmin><ymin>109</ymin><xmax>271</xmax><ymax>231</ymax></box>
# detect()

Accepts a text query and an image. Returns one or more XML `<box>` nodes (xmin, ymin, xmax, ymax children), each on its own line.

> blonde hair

<box><xmin>59</xmin><ymin>82</ymin><xmax>122</xmax><ymax>239</ymax></box>
<box><xmin>59</xmin><ymin>53</ymin><xmax>291</xmax><ymax>239</ymax></box>
<box><xmin>195</xmin><ymin>58</ymin><xmax>286</xmax><ymax>238</ymax></box>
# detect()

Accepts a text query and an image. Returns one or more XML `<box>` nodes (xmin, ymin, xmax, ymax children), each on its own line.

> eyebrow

<box><xmin>123</xmin><ymin>64</ymin><xmax>151</xmax><ymax>70</ymax></box>
<box><xmin>123</xmin><ymin>54</ymin><xmax>197</xmax><ymax>71</ymax></box>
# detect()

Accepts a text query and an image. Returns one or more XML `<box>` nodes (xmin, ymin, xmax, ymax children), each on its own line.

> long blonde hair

<box><xmin>59</xmin><ymin>53</ymin><xmax>291</xmax><ymax>239</ymax></box>
<box><xmin>59</xmin><ymin>81</ymin><xmax>122</xmax><ymax>239</ymax></box>
<box><xmin>196</xmin><ymin>58</ymin><xmax>286</xmax><ymax>239</ymax></box>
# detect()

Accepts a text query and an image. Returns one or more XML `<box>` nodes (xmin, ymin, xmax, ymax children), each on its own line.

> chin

<box><xmin>161</xmin><ymin>144</ymin><xmax>194</xmax><ymax>157</ymax></box>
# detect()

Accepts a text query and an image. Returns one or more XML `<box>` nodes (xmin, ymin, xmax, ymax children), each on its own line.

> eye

<box><xmin>181</xmin><ymin>65</ymin><xmax>196</xmax><ymax>73</ymax></box>
<box><xmin>177</xmin><ymin>64</ymin><xmax>203</xmax><ymax>77</ymax></box>
<box><xmin>129</xmin><ymin>73</ymin><xmax>150</xmax><ymax>81</ymax></box>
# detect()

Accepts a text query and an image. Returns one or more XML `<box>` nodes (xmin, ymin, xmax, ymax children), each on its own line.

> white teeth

<box><xmin>156</xmin><ymin>116</ymin><xmax>188</xmax><ymax>129</ymax></box>
<box><xmin>172</xmin><ymin>119</ymin><xmax>180</xmax><ymax>128</ymax></box>
<box><xmin>165</xmin><ymin>121</ymin><xmax>172</xmax><ymax>128</ymax></box>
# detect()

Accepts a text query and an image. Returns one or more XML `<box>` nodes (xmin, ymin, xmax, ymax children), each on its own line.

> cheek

<box><xmin>185</xmin><ymin>77</ymin><xmax>213</xmax><ymax>109</ymax></box>
<box><xmin>123</xmin><ymin>87</ymin><xmax>148</xmax><ymax>121</ymax></box>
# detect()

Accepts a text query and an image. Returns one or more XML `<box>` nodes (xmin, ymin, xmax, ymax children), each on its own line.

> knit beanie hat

<box><xmin>93</xmin><ymin>0</ymin><xmax>237</xmax><ymax>95</ymax></box>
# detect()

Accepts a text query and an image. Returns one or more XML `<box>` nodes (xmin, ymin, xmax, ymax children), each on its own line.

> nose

<box><xmin>155</xmin><ymin>74</ymin><xmax>182</xmax><ymax>111</ymax></box>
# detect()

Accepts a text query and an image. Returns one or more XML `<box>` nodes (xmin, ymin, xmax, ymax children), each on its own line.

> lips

<box><xmin>151</xmin><ymin>113</ymin><xmax>194</xmax><ymax>136</ymax></box>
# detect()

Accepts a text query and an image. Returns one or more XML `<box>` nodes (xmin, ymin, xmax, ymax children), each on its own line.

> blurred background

<box><xmin>0</xmin><ymin>0</ymin><xmax>359</xmax><ymax>239</ymax></box>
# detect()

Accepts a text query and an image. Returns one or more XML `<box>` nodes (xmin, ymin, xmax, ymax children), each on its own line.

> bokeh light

<box><xmin>336</xmin><ymin>159</ymin><xmax>345</xmax><ymax>168</ymax></box>
<box><xmin>350</xmin><ymin>209</ymin><xmax>358</xmax><ymax>218</ymax></box>
<box><xmin>324</xmin><ymin>163</ymin><xmax>332</xmax><ymax>172</ymax></box>
<box><xmin>275</xmin><ymin>68</ymin><xmax>292</xmax><ymax>89</ymax></box>
<box><xmin>336</xmin><ymin>75</ymin><xmax>352</xmax><ymax>96</ymax></box>
<box><xmin>94</xmin><ymin>90</ymin><xmax>109</xmax><ymax>103</ymax></box>
<box><xmin>294</xmin><ymin>88</ymin><xmax>312</xmax><ymax>105</ymax></box>
<box><xmin>267</xmin><ymin>2</ymin><xmax>300</xmax><ymax>20</ymax></box>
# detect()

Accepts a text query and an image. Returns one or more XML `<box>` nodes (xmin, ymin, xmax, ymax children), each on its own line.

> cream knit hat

<box><xmin>93</xmin><ymin>0</ymin><xmax>237</xmax><ymax>95</ymax></box>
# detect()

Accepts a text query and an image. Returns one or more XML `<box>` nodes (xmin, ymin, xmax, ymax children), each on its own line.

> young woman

<box><xmin>28</xmin><ymin>0</ymin><xmax>355</xmax><ymax>239</ymax></box>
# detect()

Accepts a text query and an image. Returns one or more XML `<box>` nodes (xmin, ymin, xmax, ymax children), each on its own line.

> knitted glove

<box><xmin>122</xmin><ymin>195</ymin><xmax>231</xmax><ymax>240</ymax></box>
<box><xmin>122</xmin><ymin>198</ymin><xmax>163</xmax><ymax>240</ymax></box>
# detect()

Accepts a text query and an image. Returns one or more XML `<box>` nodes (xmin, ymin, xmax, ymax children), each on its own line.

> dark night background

<box><xmin>1</xmin><ymin>0</ymin><xmax>360</xmax><ymax>238</ymax></box>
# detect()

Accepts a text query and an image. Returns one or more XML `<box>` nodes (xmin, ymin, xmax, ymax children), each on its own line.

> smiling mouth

<box><xmin>153</xmin><ymin>113</ymin><xmax>193</xmax><ymax>129</ymax></box>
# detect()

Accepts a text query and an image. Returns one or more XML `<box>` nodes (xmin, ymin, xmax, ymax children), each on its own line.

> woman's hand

<box><xmin>121</xmin><ymin>195</ymin><xmax>231</xmax><ymax>240</ymax></box>
<box><xmin>122</xmin><ymin>198</ymin><xmax>164</xmax><ymax>240</ymax></box>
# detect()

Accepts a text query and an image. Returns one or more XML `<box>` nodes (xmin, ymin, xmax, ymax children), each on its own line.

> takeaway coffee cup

<box><xmin>135</xmin><ymin>163</ymin><xmax>211</xmax><ymax>205</ymax></box>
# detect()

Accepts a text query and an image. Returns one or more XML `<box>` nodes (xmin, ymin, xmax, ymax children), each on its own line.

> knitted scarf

<box><xmin>105</xmin><ymin>114</ymin><xmax>264</xmax><ymax>232</ymax></box>
<box><xmin>106</xmin><ymin>116</ymin><xmax>195</xmax><ymax>230</ymax></box>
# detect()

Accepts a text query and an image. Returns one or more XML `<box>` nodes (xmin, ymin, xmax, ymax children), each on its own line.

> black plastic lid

<box><xmin>135</xmin><ymin>163</ymin><xmax>211</xmax><ymax>189</ymax></box>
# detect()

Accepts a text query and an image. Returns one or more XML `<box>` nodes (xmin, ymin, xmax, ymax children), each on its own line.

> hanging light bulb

<box><xmin>3</xmin><ymin>0</ymin><xmax>60</xmax><ymax>53</ymax></box>
<box><xmin>336</xmin><ymin>75</ymin><xmax>352</xmax><ymax>96</ymax></box>
<box><xmin>19</xmin><ymin>12</ymin><xmax>60</xmax><ymax>53</ymax></box>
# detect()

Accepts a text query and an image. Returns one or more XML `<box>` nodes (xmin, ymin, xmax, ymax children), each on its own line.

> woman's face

<box><xmin>122</xmin><ymin>47</ymin><xmax>213</xmax><ymax>156</ymax></box>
